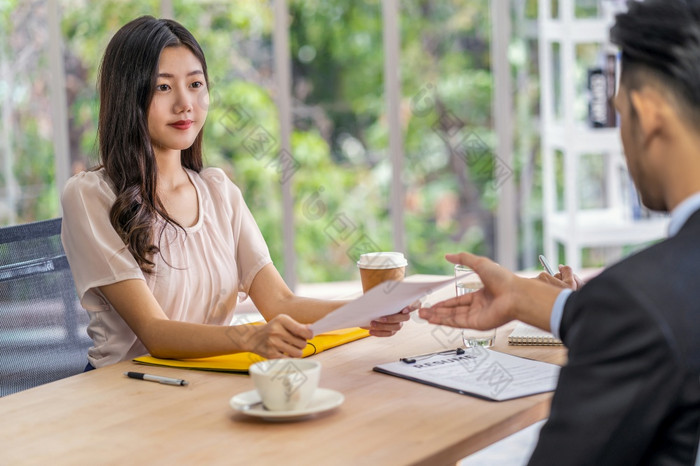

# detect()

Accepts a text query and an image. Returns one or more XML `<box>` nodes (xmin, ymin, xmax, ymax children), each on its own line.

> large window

<box><xmin>288</xmin><ymin>1</ymin><xmax>394</xmax><ymax>283</ymax></box>
<box><xmin>401</xmin><ymin>1</ymin><xmax>496</xmax><ymax>274</ymax></box>
<box><xmin>0</xmin><ymin>0</ymin><xmax>515</xmax><ymax>284</ymax></box>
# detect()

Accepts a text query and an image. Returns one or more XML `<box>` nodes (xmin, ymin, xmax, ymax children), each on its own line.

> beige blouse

<box><xmin>61</xmin><ymin>167</ymin><xmax>272</xmax><ymax>368</ymax></box>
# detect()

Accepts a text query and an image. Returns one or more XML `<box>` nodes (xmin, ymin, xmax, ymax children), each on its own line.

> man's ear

<box><xmin>629</xmin><ymin>89</ymin><xmax>664</xmax><ymax>146</ymax></box>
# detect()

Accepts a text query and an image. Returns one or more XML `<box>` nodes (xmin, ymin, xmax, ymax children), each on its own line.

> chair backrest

<box><xmin>0</xmin><ymin>218</ymin><xmax>91</xmax><ymax>397</ymax></box>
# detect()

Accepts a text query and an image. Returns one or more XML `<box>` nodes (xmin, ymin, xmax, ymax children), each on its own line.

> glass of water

<box><xmin>454</xmin><ymin>264</ymin><xmax>496</xmax><ymax>348</ymax></box>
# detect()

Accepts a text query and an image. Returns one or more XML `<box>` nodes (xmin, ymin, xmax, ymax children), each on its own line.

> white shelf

<box><xmin>546</xmin><ymin>210</ymin><xmax>669</xmax><ymax>247</ymax></box>
<box><xmin>544</xmin><ymin>124</ymin><xmax>620</xmax><ymax>153</ymax></box>
<box><xmin>535</xmin><ymin>0</ymin><xmax>666</xmax><ymax>270</ymax></box>
<box><xmin>540</xmin><ymin>19</ymin><xmax>610</xmax><ymax>43</ymax></box>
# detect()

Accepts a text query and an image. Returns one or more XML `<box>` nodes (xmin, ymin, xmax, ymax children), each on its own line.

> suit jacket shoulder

<box><xmin>563</xmin><ymin>208</ymin><xmax>700</xmax><ymax>373</ymax></box>
<box><xmin>529</xmin><ymin>210</ymin><xmax>700</xmax><ymax>465</ymax></box>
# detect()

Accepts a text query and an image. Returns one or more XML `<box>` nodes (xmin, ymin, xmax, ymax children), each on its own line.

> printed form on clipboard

<box><xmin>373</xmin><ymin>347</ymin><xmax>560</xmax><ymax>401</ymax></box>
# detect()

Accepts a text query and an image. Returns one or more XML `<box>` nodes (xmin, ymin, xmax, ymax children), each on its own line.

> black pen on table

<box><xmin>124</xmin><ymin>371</ymin><xmax>188</xmax><ymax>386</ymax></box>
<box><xmin>538</xmin><ymin>254</ymin><xmax>556</xmax><ymax>276</ymax></box>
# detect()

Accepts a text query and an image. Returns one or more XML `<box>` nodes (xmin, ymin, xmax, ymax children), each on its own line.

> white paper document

<box><xmin>373</xmin><ymin>348</ymin><xmax>560</xmax><ymax>401</ymax></box>
<box><xmin>309</xmin><ymin>276</ymin><xmax>458</xmax><ymax>335</ymax></box>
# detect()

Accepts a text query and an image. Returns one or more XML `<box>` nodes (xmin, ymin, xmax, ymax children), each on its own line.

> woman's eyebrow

<box><xmin>157</xmin><ymin>70</ymin><xmax>204</xmax><ymax>78</ymax></box>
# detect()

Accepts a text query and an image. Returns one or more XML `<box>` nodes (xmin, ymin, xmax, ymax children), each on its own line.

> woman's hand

<box><xmin>243</xmin><ymin>314</ymin><xmax>313</xmax><ymax>359</ymax></box>
<box><xmin>365</xmin><ymin>307</ymin><xmax>411</xmax><ymax>337</ymax></box>
<box><xmin>363</xmin><ymin>300</ymin><xmax>419</xmax><ymax>337</ymax></box>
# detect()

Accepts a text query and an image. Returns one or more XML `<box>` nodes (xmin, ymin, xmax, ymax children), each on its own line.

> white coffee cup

<box><xmin>249</xmin><ymin>359</ymin><xmax>321</xmax><ymax>411</ymax></box>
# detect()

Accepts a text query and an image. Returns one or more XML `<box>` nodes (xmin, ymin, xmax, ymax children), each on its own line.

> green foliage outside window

<box><xmin>1</xmin><ymin>0</ymin><xmax>508</xmax><ymax>283</ymax></box>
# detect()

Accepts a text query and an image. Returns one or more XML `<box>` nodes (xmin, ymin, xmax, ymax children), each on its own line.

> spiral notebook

<box><xmin>508</xmin><ymin>322</ymin><xmax>563</xmax><ymax>346</ymax></box>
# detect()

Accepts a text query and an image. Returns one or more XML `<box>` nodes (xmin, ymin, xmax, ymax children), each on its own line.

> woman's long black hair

<box><xmin>97</xmin><ymin>16</ymin><xmax>209</xmax><ymax>273</ymax></box>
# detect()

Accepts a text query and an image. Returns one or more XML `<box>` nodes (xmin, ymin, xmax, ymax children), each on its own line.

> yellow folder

<box><xmin>133</xmin><ymin>327</ymin><xmax>370</xmax><ymax>373</ymax></box>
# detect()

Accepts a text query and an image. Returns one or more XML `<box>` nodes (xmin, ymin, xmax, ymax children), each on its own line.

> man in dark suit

<box><xmin>420</xmin><ymin>1</ymin><xmax>700</xmax><ymax>464</ymax></box>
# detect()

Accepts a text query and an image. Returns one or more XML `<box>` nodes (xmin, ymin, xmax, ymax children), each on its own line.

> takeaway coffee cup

<box><xmin>357</xmin><ymin>252</ymin><xmax>408</xmax><ymax>293</ymax></box>
<box><xmin>249</xmin><ymin>359</ymin><xmax>321</xmax><ymax>411</ymax></box>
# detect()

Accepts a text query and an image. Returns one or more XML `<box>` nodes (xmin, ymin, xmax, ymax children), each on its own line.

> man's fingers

<box><xmin>427</xmin><ymin>293</ymin><xmax>475</xmax><ymax>310</ymax></box>
<box><xmin>558</xmin><ymin>265</ymin><xmax>584</xmax><ymax>289</ymax></box>
<box><xmin>445</xmin><ymin>252</ymin><xmax>495</xmax><ymax>276</ymax></box>
<box><xmin>423</xmin><ymin>313</ymin><xmax>461</xmax><ymax>328</ymax></box>
<box><xmin>419</xmin><ymin>296</ymin><xmax>474</xmax><ymax>324</ymax></box>
<box><xmin>559</xmin><ymin>266</ymin><xmax>573</xmax><ymax>281</ymax></box>
<box><xmin>537</xmin><ymin>272</ymin><xmax>561</xmax><ymax>287</ymax></box>
<box><xmin>445</xmin><ymin>252</ymin><xmax>477</xmax><ymax>268</ymax></box>
<box><xmin>419</xmin><ymin>305</ymin><xmax>464</xmax><ymax>328</ymax></box>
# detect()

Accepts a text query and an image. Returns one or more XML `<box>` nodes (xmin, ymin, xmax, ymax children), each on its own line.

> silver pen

<box><xmin>538</xmin><ymin>254</ymin><xmax>556</xmax><ymax>276</ymax></box>
<box><xmin>124</xmin><ymin>371</ymin><xmax>188</xmax><ymax>386</ymax></box>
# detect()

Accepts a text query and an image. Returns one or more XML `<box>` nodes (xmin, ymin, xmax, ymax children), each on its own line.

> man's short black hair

<box><xmin>611</xmin><ymin>0</ymin><xmax>700</xmax><ymax>124</ymax></box>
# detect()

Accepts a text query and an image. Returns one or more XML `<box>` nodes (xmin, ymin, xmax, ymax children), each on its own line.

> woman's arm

<box><xmin>248</xmin><ymin>264</ymin><xmax>410</xmax><ymax>337</ymax></box>
<box><xmin>99</xmin><ymin>279</ymin><xmax>312</xmax><ymax>359</ymax></box>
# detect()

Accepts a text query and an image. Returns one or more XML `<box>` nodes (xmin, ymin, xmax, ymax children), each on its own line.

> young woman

<box><xmin>61</xmin><ymin>16</ymin><xmax>409</xmax><ymax>369</ymax></box>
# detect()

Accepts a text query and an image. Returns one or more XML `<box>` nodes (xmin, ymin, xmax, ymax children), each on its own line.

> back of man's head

<box><xmin>611</xmin><ymin>0</ymin><xmax>700</xmax><ymax>126</ymax></box>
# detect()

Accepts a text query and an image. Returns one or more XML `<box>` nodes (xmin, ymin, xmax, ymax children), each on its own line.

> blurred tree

<box><xmin>287</xmin><ymin>0</ymin><xmax>497</xmax><ymax>277</ymax></box>
<box><xmin>0</xmin><ymin>0</ymin><xmax>56</xmax><ymax>223</ymax></box>
<box><xmin>1</xmin><ymin>0</ymin><xmax>506</xmax><ymax>282</ymax></box>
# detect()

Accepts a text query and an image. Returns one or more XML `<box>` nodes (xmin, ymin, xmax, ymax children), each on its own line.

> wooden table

<box><xmin>0</xmin><ymin>278</ymin><xmax>566</xmax><ymax>466</ymax></box>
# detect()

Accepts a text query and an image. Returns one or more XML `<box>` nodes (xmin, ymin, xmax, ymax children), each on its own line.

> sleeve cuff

<box><xmin>550</xmin><ymin>289</ymin><xmax>573</xmax><ymax>340</ymax></box>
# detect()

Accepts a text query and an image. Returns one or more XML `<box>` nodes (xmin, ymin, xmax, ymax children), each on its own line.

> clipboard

<box><xmin>373</xmin><ymin>347</ymin><xmax>560</xmax><ymax>402</ymax></box>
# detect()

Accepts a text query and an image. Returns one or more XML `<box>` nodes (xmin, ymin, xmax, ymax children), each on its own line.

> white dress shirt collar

<box><xmin>668</xmin><ymin>191</ymin><xmax>700</xmax><ymax>237</ymax></box>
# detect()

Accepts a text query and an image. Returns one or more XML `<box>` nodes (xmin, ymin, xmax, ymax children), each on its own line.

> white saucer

<box><xmin>230</xmin><ymin>388</ymin><xmax>344</xmax><ymax>421</ymax></box>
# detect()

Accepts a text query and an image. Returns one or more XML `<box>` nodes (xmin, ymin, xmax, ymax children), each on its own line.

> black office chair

<box><xmin>0</xmin><ymin>218</ymin><xmax>92</xmax><ymax>397</ymax></box>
